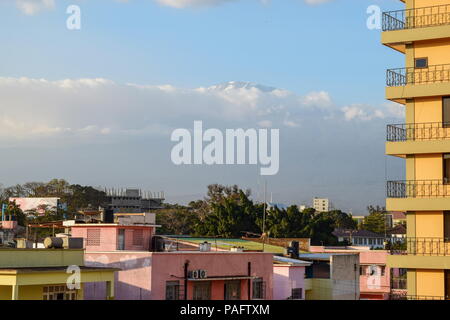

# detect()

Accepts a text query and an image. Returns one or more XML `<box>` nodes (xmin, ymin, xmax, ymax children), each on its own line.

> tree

<box><xmin>363</xmin><ymin>210</ymin><xmax>386</xmax><ymax>234</ymax></box>
<box><xmin>194</xmin><ymin>188</ymin><xmax>260</xmax><ymax>238</ymax></box>
<box><xmin>157</xmin><ymin>207</ymin><xmax>199</xmax><ymax>235</ymax></box>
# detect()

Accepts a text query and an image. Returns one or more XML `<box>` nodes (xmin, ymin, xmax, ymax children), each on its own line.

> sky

<box><xmin>0</xmin><ymin>0</ymin><xmax>406</xmax><ymax>213</ymax></box>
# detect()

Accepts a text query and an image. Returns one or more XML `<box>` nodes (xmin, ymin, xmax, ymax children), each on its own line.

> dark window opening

<box><xmin>443</xmin><ymin>97</ymin><xmax>450</xmax><ymax>127</ymax></box>
<box><xmin>415</xmin><ymin>57</ymin><xmax>428</xmax><ymax>69</ymax></box>
<box><xmin>444</xmin><ymin>154</ymin><xmax>450</xmax><ymax>184</ymax></box>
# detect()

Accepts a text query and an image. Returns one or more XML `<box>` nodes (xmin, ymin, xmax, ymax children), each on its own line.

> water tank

<box><xmin>44</xmin><ymin>237</ymin><xmax>64</xmax><ymax>249</ymax></box>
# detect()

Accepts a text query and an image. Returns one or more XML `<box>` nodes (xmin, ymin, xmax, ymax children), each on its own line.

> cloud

<box><xmin>0</xmin><ymin>77</ymin><xmax>399</xmax><ymax>144</ymax></box>
<box><xmin>12</xmin><ymin>0</ymin><xmax>334</xmax><ymax>14</ymax></box>
<box><xmin>341</xmin><ymin>102</ymin><xmax>403</xmax><ymax>122</ymax></box>
<box><xmin>304</xmin><ymin>0</ymin><xmax>334</xmax><ymax>5</ymax></box>
<box><xmin>155</xmin><ymin>0</ymin><xmax>236</xmax><ymax>8</ymax></box>
<box><xmin>15</xmin><ymin>0</ymin><xmax>54</xmax><ymax>15</ymax></box>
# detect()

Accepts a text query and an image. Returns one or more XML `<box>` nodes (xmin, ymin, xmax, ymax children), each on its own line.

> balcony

<box><xmin>390</xmin><ymin>238</ymin><xmax>450</xmax><ymax>256</ymax></box>
<box><xmin>386</xmin><ymin>65</ymin><xmax>450</xmax><ymax>103</ymax></box>
<box><xmin>383</xmin><ymin>5</ymin><xmax>450</xmax><ymax>32</ymax></box>
<box><xmin>386</xmin><ymin>180</ymin><xmax>450</xmax><ymax>211</ymax></box>
<box><xmin>386</xmin><ymin>123</ymin><xmax>450</xmax><ymax>156</ymax></box>
<box><xmin>387</xmin><ymin>65</ymin><xmax>450</xmax><ymax>87</ymax></box>
<box><xmin>382</xmin><ymin>5</ymin><xmax>450</xmax><ymax>53</ymax></box>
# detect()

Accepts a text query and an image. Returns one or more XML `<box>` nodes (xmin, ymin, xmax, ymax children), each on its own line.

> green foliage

<box><xmin>195</xmin><ymin>190</ymin><xmax>260</xmax><ymax>238</ymax></box>
<box><xmin>363</xmin><ymin>206</ymin><xmax>387</xmax><ymax>234</ymax></box>
<box><xmin>157</xmin><ymin>207</ymin><xmax>199</xmax><ymax>235</ymax></box>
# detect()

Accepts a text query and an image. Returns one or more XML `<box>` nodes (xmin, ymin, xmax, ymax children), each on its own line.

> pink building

<box><xmin>273</xmin><ymin>256</ymin><xmax>311</xmax><ymax>300</ymax></box>
<box><xmin>68</xmin><ymin>222</ymin><xmax>274</xmax><ymax>300</ymax></box>
<box><xmin>310</xmin><ymin>246</ymin><xmax>391</xmax><ymax>300</ymax></box>
<box><xmin>70</xmin><ymin>224</ymin><xmax>155</xmax><ymax>251</ymax></box>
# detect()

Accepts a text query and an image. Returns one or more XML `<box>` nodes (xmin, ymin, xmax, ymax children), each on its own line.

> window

<box><xmin>444</xmin><ymin>154</ymin><xmax>450</xmax><ymax>184</ymax></box>
<box><xmin>415</xmin><ymin>57</ymin><xmax>428</xmax><ymax>69</ymax></box>
<box><xmin>224</xmin><ymin>280</ymin><xmax>241</xmax><ymax>300</ymax></box>
<box><xmin>133</xmin><ymin>229</ymin><xmax>143</xmax><ymax>246</ymax></box>
<box><xmin>445</xmin><ymin>212</ymin><xmax>450</xmax><ymax>242</ymax></box>
<box><xmin>380</xmin><ymin>266</ymin><xmax>386</xmax><ymax>276</ymax></box>
<box><xmin>43</xmin><ymin>285</ymin><xmax>77</xmax><ymax>300</ymax></box>
<box><xmin>165</xmin><ymin>281</ymin><xmax>180</xmax><ymax>300</ymax></box>
<box><xmin>252</xmin><ymin>278</ymin><xmax>265</xmax><ymax>300</ymax></box>
<box><xmin>443</xmin><ymin>97</ymin><xmax>450</xmax><ymax>127</ymax></box>
<box><xmin>193</xmin><ymin>282</ymin><xmax>211</xmax><ymax>300</ymax></box>
<box><xmin>291</xmin><ymin>288</ymin><xmax>303</xmax><ymax>300</ymax></box>
<box><xmin>86</xmin><ymin>228</ymin><xmax>101</xmax><ymax>246</ymax></box>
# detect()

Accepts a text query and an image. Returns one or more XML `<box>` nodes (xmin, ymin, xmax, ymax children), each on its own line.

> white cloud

<box><xmin>341</xmin><ymin>103</ymin><xmax>401</xmax><ymax>122</ymax></box>
<box><xmin>15</xmin><ymin>0</ymin><xmax>54</xmax><ymax>15</ymax></box>
<box><xmin>12</xmin><ymin>0</ymin><xmax>334</xmax><ymax>14</ymax></box>
<box><xmin>304</xmin><ymin>0</ymin><xmax>334</xmax><ymax>5</ymax></box>
<box><xmin>0</xmin><ymin>77</ymin><xmax>399</xmax><ymax>143</ymax></box>
<box><xmin>155</xmin><ymin>0</ymin><xmax>236</xmax><ymax>8</ymax></box>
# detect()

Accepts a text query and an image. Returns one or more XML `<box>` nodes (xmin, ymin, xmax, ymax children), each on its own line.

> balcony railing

<box><xmin>383</xmin><ymin>4</ymin><xmax>450</xmax><ymax>31</ymax></box>
<box><xmin>387</xmin><ymin>64</ymin><xmax>450</xmax><ymax>87</ymax></box>
<box><xmin>387</xmin><ymin>180</ymin><xmax>450</xmax><ymax>198</ymax></box>
<box><xmin>387</xmin><ymin>122</ymin><xmax>450</xmax><ymax>142</ymax></box>
<box><xmin>390</xmin><ymin>293</ymin><xmax>445</xmax><ymax>300</ymax></box>
<box><xmin>390</xmin><ymin>237</ymin><xmax>450</xmax><ymax>256</ymax></box>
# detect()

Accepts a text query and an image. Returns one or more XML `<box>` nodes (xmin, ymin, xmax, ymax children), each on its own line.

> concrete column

<box><xmin>106</xmin><ymin>281</ymin><xmax>115</xmax><ymax>300</ymax></box>
<box><xmin>11</xmin><ymin>285</ymin><xmax>19</xmax><ymax>300</ymax></box>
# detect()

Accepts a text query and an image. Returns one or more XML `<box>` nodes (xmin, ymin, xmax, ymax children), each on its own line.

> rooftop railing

<box><xmin>387</xmin><ymin>180</ymin><xmax>450</xmax><ymax>198</ymax></box>
<box><xmin>383</xmin><ymin>4</ymin><xmax>450</xmax><ymax>31</ymax></box>
<box><xmin>387</xmin><ymin>122</ymin><xmax>450</xmax><ymax>142</ymax></box>
<box><xmin>387</xmin><ymin>64</ymin><xmax>450</xmax><ymax>87</ymax></box>
<box><xmin>390</xmin><ymin>237</ymin><xmax>450</xmax><ymax>256</ymax></box>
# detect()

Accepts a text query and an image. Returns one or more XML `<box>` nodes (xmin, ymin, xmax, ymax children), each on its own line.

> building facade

<box><xmin>383</xmin><ymin>0</ymin><xmax>450</xmax><ymax>299</ymax></box>
<box><xmin>313</xmin><ymin>198</ymin><xmax>329</xmax><ymax>213</ymax></box>
<box><xmin>0</xmin><ymin>248</ymin><xmax>117</xmax><ymax>300</ymax></box>
<box><xmin>106</xmin><ymin>188</ymin><xmax>164</xmax><ymax>213</ymax></box>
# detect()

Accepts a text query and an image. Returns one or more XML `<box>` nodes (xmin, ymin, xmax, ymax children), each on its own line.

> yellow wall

<box><xmin>415</xmin><ymin>154</ymin><xmax>442</xmax><ymax>179</ymax></box>
<box><xmin>415</xmin><ymin>211</ymin><xmax>444</xmax><ymax>237</ymax></box>
<box><xmin>414</xmin><ymin>1</ymin><xmax>450</xmax><ymax>9</ymax></box>
<box><xmin>416</xmin><ymin>269</ymin><xmax>445</xmax><ymax>298</ymax></box>
<box><xmin>305</xmin><ymin>279</ymin><xmax>333</xmax><ymax>300</ymax></box>
<box><xmin>414</xmin><ymin>97</ymin><xmax>441</xmax><ymax>123</ymax></box>
<box><xmin>0</xmin><ymin>284</ymin><xmax>83</xmax><ymax>300</ymax></box>
<box><xmin>415</xmin><ymin>39</ymin><xmax>450</xmax><ymax>65</ymax></box>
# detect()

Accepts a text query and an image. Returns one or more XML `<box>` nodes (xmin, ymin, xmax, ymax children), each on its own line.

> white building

<box><xmin>313</xmin><ymin>198</ymin><xmax>329</xmax><ymax>213</ymax></box>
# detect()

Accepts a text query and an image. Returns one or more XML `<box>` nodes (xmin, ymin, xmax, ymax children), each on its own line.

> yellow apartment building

<box><xmin>0</xmin><ymin>248</ymin><xmax>117</xmax><ymax>300</ymax></box>
<box><xmin>383</xmin><ymin>0</ymin><xmax>450</xmax><ymax>299</ymax></box>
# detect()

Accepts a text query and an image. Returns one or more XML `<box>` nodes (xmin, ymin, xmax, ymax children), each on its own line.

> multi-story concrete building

<box><xmin>383</xmin><ymin>0</ymin><xmax>450</xmax><ymax>299</ymax></box>
<box><xmin>106</xmin><ymin>188</ymin><xmax>165</xmax><ymax>213</ymax></box>
<box><xmin>312</xmin><ymin>198</ymin><xmax>329</xmax><ymax>213</ymax></box>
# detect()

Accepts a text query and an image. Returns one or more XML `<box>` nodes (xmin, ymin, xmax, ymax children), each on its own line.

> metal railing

<box><xmin>390</xmin><ymin>237</ymin><xmax>450</xmax><ymax>256</ymax></box>
<box><xmin>387</xmin><ymin>180</ymin><xmax>450</xmax><ymax>198</ymax></box>
<box><xmin>390</xmin><ymin>293</ymin><xmax>445</xmax><ymax>300</ymax></box>
<box><xmin>387</xmin><ymin>64</ymin><xmax>450</xmax><ymax>87</ymax></box>
<box><xmin>383</xmin><ymin>4</ymin><xmax>450</xmax><ymax>31</ymax></box>
<box><xmin>387</xmin><ymin>122</ymin><xmax>450</xmax><ymax>142</ymax></box>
